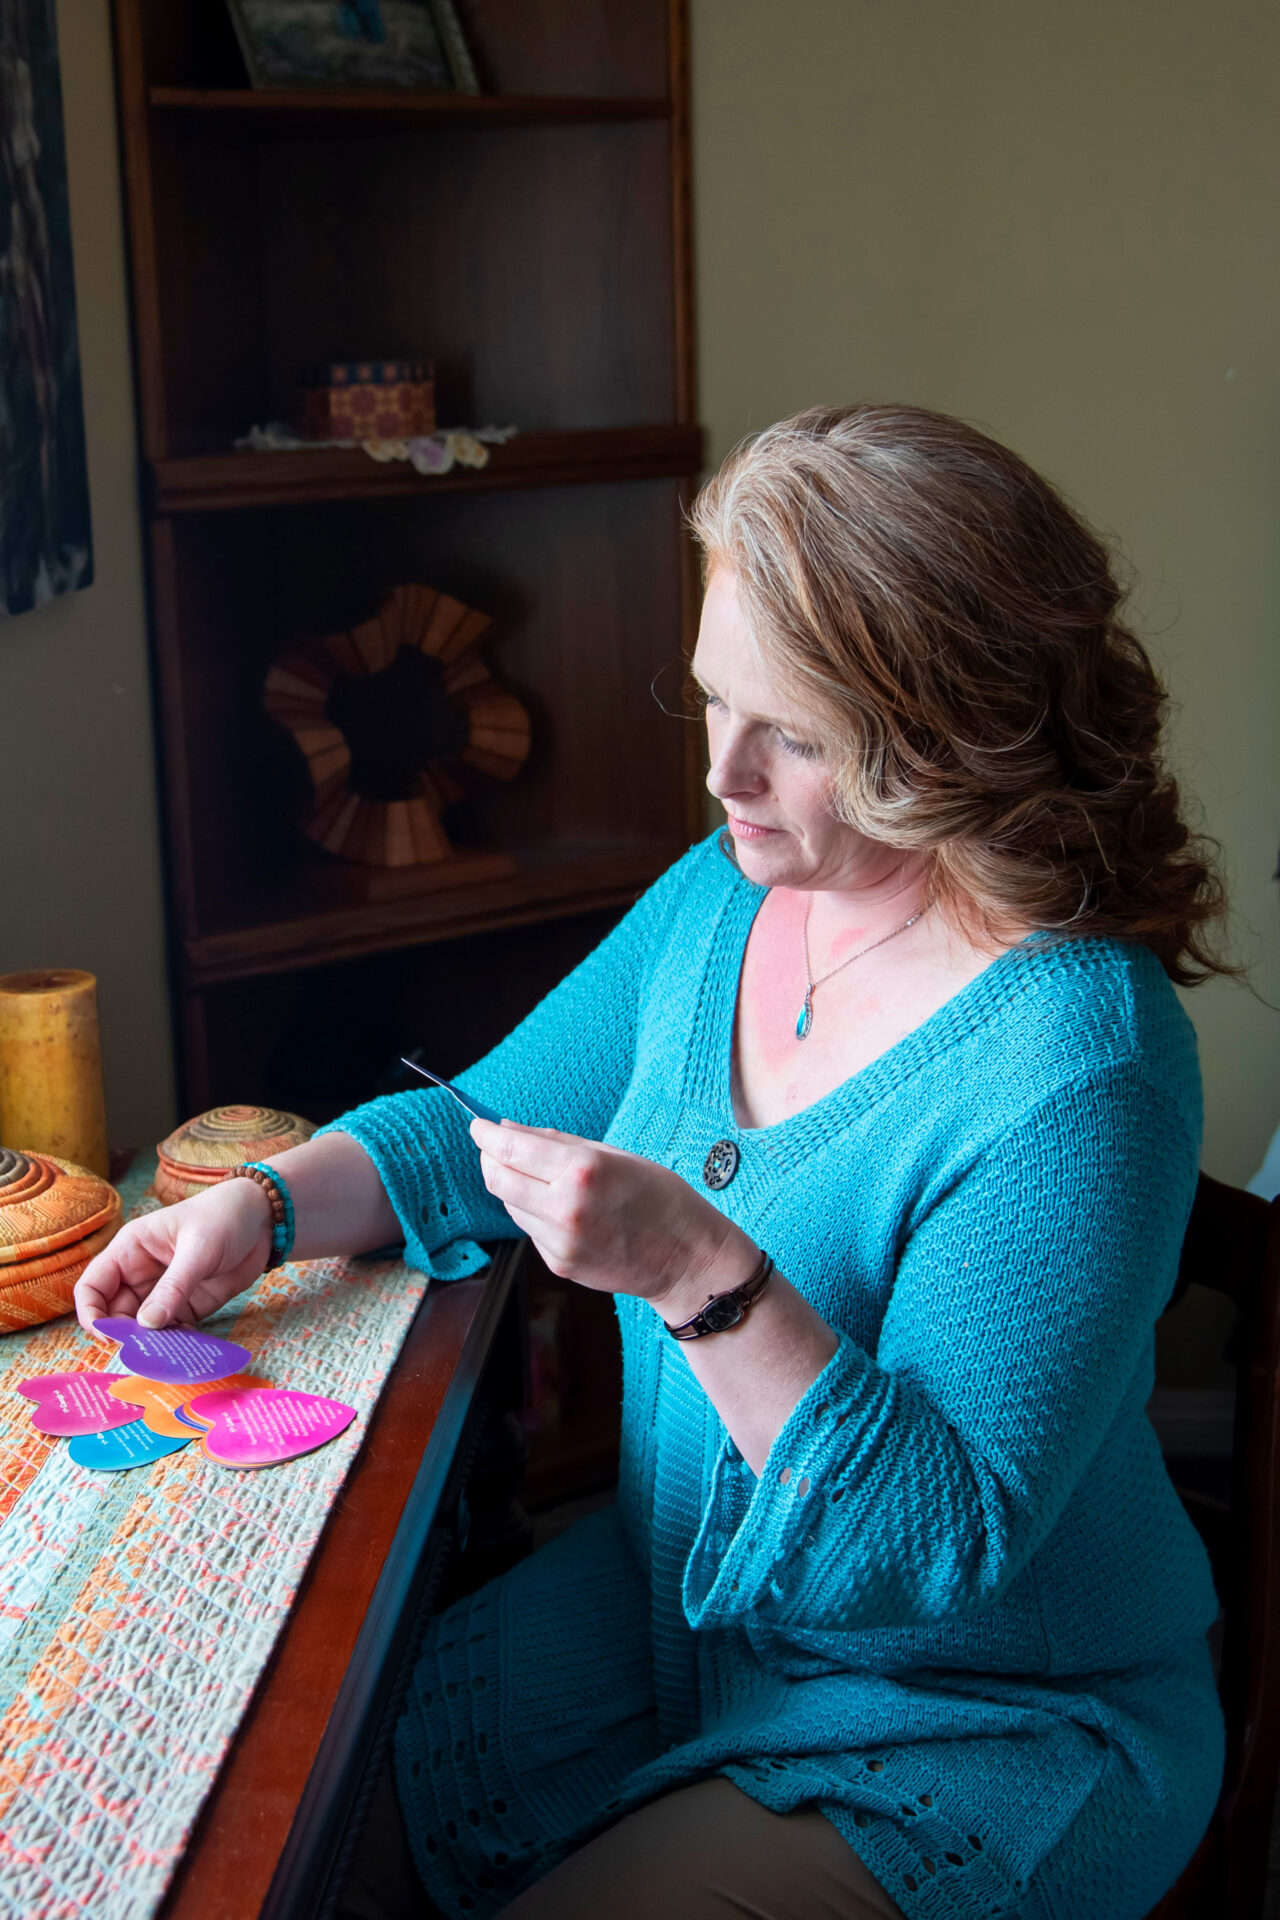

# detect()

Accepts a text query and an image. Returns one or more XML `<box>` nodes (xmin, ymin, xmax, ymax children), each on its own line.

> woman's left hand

<box><xmin>470</xmin><ymin>1117</ymin><xmax>758</xmax><ymax>1316</ymax></box>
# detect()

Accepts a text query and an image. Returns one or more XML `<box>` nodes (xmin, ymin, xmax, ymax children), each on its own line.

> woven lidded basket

<box><xmin>0</xmin><ymin>1148</ymin><xmax>123</xmax><ymax>1332</ymax></box>
<box><xmin>155</xmin><ymin>1105</ymin><xmax>315</xmax><ymax>1205</ymax></box>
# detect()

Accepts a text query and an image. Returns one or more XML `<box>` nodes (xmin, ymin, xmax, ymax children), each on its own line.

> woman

<box><xmin>77</xmin><ymin>405</ymin><xmax>1228</xmax><ymax>1920</ymax></box>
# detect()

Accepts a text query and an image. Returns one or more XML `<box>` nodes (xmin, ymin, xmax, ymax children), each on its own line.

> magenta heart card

<box><xmin>68</xmin><ymin>1423</ymin><xmax>193</xmax><ymax>1472</ymax></box>
<box><xmin>185</xmin><ymin>1386</ymin><xmax>357</xmax><ymax>1468</ymax></box>
<box><xmin>17</xmin><ymin>1372</ymin><xmax>146</xmax><ymax>1437</ymax></box>
<box><xmin>94</xmin><ymin>1318</ymin><xmax>251</xmax><ymax>1384</ymax></box>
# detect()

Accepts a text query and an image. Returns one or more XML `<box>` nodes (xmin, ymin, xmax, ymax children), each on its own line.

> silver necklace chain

<box><xmin>796</xmin><ymin>894</ymin><xmax>929</xmax><ymax>1040</ymax></box>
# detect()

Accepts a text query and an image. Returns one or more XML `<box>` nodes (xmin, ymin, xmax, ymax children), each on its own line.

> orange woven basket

<box><xmin>0</xmin><ymin>1149</ymin><xmax>123</xmax><ymax>1332</ymax></box>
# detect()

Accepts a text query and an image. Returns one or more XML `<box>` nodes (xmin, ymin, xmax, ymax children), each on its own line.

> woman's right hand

<box><xmin>74</xmin><ymin>1177</ymin><xmax>275</xmax><ymax>1336</ymax></box>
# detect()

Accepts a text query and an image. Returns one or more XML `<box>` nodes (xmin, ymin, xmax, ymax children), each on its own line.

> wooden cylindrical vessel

<box><xmin>0</xmin><ymin>971</ymin><xmax>109</xmax><ymax>1177</ymax></box>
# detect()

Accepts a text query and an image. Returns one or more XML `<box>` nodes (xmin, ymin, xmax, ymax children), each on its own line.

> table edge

<box><xmin>157</xmin><ymin>1243</ymin><xmax>521</xmax><ymax>1920</ymax></box>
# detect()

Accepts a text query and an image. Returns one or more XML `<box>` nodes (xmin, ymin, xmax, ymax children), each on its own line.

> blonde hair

<box><xmin>690</xmin><ymin>404</ymin><xmax>1229</xmax><ymax>984</ymax></box>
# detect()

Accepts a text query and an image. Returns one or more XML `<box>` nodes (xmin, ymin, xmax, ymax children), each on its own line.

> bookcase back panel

<box><xmin>198</xmin><ymin>906</ymin><xmax>626</xmax><ymax>1118</ymax></box>
<box><xmin>146</xmin><ymin>118</ymin><xmax>675</xmax><ymax>453</ymax></box>
<box><xmin>137</xmin><ymin>0</ymin><xmax>246</xmax><ymax>89</ymax></box>
<box><xmin>163</xmin><ymin>478</ymin><xmax>691</xmax><ymax>933</ymax></box>
<box><xmin>460</xmin><ymin>0</ymin><xmax>668</xmax><ymax>97</ymax></box>
<box><xmin>258</xmin><ymin>122</ymin><xmax>676</xmax><ymax>433</ymax></box>
<box><xmin>149</xmin><ymin>122</ymin><xmax>272</xmax><ymax>454</ymax></box>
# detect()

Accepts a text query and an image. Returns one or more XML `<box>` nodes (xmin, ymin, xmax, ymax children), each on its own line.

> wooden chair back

<box><xmin>1147</xmin><ymin>1172</ymin><xmax>1280</xmax><ymax>1917</ymax></box>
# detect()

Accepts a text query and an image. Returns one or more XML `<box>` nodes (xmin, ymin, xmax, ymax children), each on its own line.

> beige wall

<box><xmin>0</xmin><ymin>0</ymin><xmax>174</xmax><ymax>1145</ymax></box>
<box><xmin>691</xmin><ymin>0</ymin><xmax>1280</xmax><ymax>1384</ymax></box>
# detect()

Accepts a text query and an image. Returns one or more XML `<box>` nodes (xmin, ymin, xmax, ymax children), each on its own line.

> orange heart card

<box><xmin>108</xmin><ymin>1371</ymin><xmax>274</xmax><ymax>1439</ymax></box>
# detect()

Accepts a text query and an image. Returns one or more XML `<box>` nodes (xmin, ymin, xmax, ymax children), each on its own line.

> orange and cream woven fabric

<box><xmin>0</xmin><ymin>1159</ymin><xmax>430</xmax><ymax>1918</ymax></box>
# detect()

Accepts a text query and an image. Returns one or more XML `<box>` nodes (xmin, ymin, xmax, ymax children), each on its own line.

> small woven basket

<box><xmin>155</xmin><ymin>1105</ymin><xmax>315</xmax><ymax>1205</ymax></box>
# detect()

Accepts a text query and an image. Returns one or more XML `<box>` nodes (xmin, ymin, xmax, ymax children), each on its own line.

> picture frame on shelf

<box><xmin>224</xmin><ymin>0</ymin><xmax>480</xmax><ymax>93</ymax></box>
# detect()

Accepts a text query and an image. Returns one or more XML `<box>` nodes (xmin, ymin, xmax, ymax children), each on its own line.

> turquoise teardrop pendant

<box><xmin>796</xmin><ymin>987</ymin><xmax>813</xmax><ymax>1040</ymax></box>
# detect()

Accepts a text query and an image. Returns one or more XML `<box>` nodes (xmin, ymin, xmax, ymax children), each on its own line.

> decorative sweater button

<box><xmin>703</xmin><ymin>1140</ymin><xmax>739</xmax><ymax>1190</ymax></box>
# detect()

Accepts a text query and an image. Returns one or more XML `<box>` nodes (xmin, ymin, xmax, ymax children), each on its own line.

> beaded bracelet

<box><xmin>234</xmin><ymin>1162</ymin><xmax>297</xmax><ymax>1269</ymax></box>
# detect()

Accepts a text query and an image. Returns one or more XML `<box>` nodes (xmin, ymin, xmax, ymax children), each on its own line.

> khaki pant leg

<box><xmin>496</xmin><ymin>1776</ymin><xmax>904</xmax><ymax>1920</ymax></box>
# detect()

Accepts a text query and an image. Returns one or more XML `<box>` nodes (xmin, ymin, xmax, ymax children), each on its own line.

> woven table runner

<box><xmin>0</xmin><ymin>1158</ymin><xmax>429</xmax><ymax>1919</ymax></box>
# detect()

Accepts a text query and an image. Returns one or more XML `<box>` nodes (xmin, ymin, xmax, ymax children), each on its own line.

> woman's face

<box><xmin>692</xmin><ymin>568</ymin><xmax>905</xmax><ymax>894</ymax></box>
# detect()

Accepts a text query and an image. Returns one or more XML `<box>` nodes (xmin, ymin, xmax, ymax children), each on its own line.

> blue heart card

<box><xmin>68</xmin><ymin>1422</ymin><xmax>193</xmax><ymax>1472</ymax></box>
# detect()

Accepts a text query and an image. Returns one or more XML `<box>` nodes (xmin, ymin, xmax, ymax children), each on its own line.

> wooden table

<box><xmin>158</xmin><ymin>1240</ymin><xmax>525</xmax><ymax>1920</ymax></box>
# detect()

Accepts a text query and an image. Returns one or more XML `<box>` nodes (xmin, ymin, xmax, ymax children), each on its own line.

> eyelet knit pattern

<box><xmin>323</xmin><ymin>835</ymin><xmax>1224</xmax><ymax>1920</ymax></box>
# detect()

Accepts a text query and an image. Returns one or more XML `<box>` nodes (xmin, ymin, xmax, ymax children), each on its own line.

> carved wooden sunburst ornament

<box><xmin>264</xmin><ymin>584</ymin><xmax>530</xmax><ymax>867</ymax></box>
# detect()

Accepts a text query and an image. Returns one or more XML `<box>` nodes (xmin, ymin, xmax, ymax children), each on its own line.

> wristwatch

<box><xmin>663</xmin><ymin>1252</ymin><xmax>775</xmax><ymax>1341</ymax></box>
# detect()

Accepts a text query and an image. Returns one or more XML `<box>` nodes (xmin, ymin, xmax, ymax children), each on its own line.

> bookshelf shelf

<box><xmin>183</xmin><ymin>840</ymin><xmax>685</xmax><ymax>986</ymax></box>
<box><xmin>151</xmin><ymin>426</ymin><xmax>703</xmax><ymax>514</ymax></box>
<box><xmin>147</xmin><ymin>85</ymin><xmax>671</xmax><ymax>129</ymax></box>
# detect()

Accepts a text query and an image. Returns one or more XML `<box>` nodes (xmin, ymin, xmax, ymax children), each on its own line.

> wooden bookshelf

<box><xmin>114</xmin><ymin>0</ymin><xmax>703</xmax><ymax>1128</ymax></box>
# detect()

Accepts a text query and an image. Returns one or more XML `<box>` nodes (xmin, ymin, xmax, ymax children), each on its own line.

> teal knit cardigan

<box><xmin>324</xmin><ymin>835</ymin><xmax>1223</xmax><ymax>1920</ymax></box>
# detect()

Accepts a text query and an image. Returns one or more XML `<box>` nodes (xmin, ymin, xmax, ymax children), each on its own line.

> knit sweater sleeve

<box><xmin>315</xmin><ymin>842</ymin><xmax>706</xmax><ymax>1278</ymax></box>
<box><xmin>683</xmin><ymin>1056</ymin><xmax>1200</xmax><ymax>1635</ymax></box>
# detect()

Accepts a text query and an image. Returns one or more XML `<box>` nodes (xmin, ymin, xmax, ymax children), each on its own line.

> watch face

<box><xmin>701</xmin><ymin>1295</ymin><xmax>744</xmax><ymax>1333</ymax></box>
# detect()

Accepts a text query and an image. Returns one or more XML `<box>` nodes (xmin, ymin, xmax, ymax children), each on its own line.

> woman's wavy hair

<box><xmin>689</xmin><ymin>403</ymin><xmax>1231</xmax><ymax>985</ymax></box>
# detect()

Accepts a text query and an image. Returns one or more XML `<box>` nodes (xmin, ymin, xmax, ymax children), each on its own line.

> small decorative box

<box><xmin>296</xmin><ymin>359</ymin><xmax>437</xmax><ymax>441</ymax></box>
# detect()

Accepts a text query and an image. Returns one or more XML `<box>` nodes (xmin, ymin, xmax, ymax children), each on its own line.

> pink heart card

<box><xmin>94</xmin><ymin>1318</ymin><xmax>251</xmax><ymax>1384</ymax></box>
<box><xmin>184</xmin><ymin>1386</ymin><xmax>357</xmax><ymax>1468</ymax></box>
<box><xmin>108</xmin><ymin>1371</ymin><xmax>274</xmax><ymax>1439</ymax></box>
<box><xmin>68</xmin><ymin>1422</ymin><xmax>193</xmax><ymax>1472</ymax></box>
<box><xmin>17</xmin><ymin>1372</ymin><xmax>146</xmax><ymax>1437</ymax></box>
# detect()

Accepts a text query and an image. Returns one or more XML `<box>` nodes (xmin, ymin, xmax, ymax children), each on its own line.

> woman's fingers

<box><xmin>74</xmin><ymin>1270</ymin><xmax>120</xmax><ymax>1334</ymax></box>
<box><xmin>473</xmin><ymin>1118</ymin><xmax>581</xmax><ymax>1146</ymax></box>
<box><xmin>477</xmin><ymin>1148</ymin><xmax>560</xmax><ymax>1219</ymax></box>
<box><xmin>73</xmin><ymin>1183</ymin><xmax>273</xmax><ymax>1332</ymax></box>
<box><xmin>469</xmin><ymin>1117</ymin><xmax>578</xmax><ymax>1182</ymax></box>
<box><xmin>75</xmin><ymin>1222</ymin><xmax>171</xmax><ymax>1332</ymax></box>
<box><xmin>473</xmin><ymin>1120</ymin><xmax>728</xmax><ymax>1306</ymax></box>
<box><xmin>135</xmin><ymin>1231</ymin><xmax>229</xmax><ymax>1327</ymax></box>
<box><xmin>498</xmin><ymin>1202</ymin><xmax>573</xmax><ymax>1274</ymax></box>
<box><xmin>107</xmin><ymin>1281</ymin><xmax>147</xmax><ymax>1322</ymax></box>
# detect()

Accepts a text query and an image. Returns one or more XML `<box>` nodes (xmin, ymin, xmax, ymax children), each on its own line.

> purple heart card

<box><xmin>94</xmin><ymin>1318</ymin><xmax>251</xmax><ymax>1384</ymax></box>
<box><xmin>16</xmin><ymin>1372</ymin><xmax>146</xmax><ymax>1437</ymax></box>
<box><xmin>186</xmin><ymin>1386</ymin><xmax>357</xmax><ymax>1468</ymax></box>
<box><xmin>68</xmin><ymin>1423</ymin><xmax>193</xmax><ymax>1472</ymax></box>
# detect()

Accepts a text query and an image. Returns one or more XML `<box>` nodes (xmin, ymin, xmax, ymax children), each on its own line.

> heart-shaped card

<box><xmin>108</xmin><ymin>1371</ymin><xmax>273</xmax><ymax>1439</ymax></box>
<box><xmin>185</xmin><ymin>1386</ymin><xmax>357</xmax><ymax>1468</ymax></box>
<box><xmin>68</xmin><ymin>1422</ymin><xmax>193</xmax><ymax>1472</ymax></box>
<box><xmin>17</xmin><ymin>1371</ymin><xmax>146</xmax><ymax>1436</ymax></box>
<box><xmin>94</xmin><ymin>1318</ymin><xmax>251</xmax><ymax>1384</ymax></box>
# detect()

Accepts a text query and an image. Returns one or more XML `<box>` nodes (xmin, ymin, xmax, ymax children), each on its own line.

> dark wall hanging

<box><xmin>0</xmin><ymin>0</ymin><xmax>93</xmax><ymax>618</ymax></box>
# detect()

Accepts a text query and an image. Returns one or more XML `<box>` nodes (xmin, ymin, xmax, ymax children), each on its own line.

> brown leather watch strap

<box><xmin>663</xmin><ymin>1251</ymin><xmax>775</xmax><ymax>1340</ymax></box>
